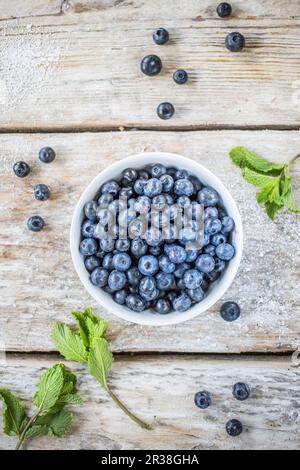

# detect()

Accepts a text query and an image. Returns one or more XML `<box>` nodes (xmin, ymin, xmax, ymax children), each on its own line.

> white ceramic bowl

<box><xmin>70</xmin><ymin>152</ymin><xmax>243</xmax><ymax>326</ymax></box>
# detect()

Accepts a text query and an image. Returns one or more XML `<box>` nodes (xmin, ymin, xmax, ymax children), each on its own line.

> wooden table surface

<box><xmin>0</xmin><ymin>0</ymin><xmax>299</xmax><ymax>450</ymax></box>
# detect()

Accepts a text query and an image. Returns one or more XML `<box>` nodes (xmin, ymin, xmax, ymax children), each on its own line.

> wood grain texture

<box><xmin>0</xmin><ymin>0</ymin><xmax>300</xmax><ymax>129</ymax></box>
<box><xmin>0</xmin><ymin>130</ymin><xmax>299</xmax><ymax>354</ymax></box>
<box><xmin>0</xmin><ymin>354</ymin><xmax>299</xmax><ymax>450</ymax></box>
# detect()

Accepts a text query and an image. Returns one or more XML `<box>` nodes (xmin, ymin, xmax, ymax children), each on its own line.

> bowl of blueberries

<box><xmin>70</xmin><ymin>152</ymin><xmax>243</xmax><ymax>325</ymax></box>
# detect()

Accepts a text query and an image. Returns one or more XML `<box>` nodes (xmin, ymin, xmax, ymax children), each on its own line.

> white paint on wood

<box><xmin>0</xmin><ymin>130</ymin><xmax>299</xmax><ymax>353</ymax></box>
<box><xmin>0</xmin><ymin>1</ymin><xmax>299</xmax><ymax>128</ymax></box>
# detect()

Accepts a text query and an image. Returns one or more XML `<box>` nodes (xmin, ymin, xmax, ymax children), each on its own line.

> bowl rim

<box><xmin>70</xmin><ymin>152</ymin><xmax>243</xmax><ymax>326</ymax></box>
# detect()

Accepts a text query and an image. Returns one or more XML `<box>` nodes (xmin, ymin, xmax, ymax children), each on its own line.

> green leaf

<box><xmin>265</xmin><ymin>201</ymin><xmax>283</xmax><ymax>220</ymax></box>
<box><xmin>52</xmin><ymin>322</ymin><xmax>88</xmax><ymax>363</ymax></box>
<box><xmin>24</xmin><ymin>425</ymin><xmax>48</xmax><ymax>440</ymax></box>
<box><xmin>36</xmin><ymin>409</ymin><xmax>73</xmax><ymax>437</ymax></box>
<box><xmin>88</xmin><ymin>338</ymin><xmax>113</xmax><ymax>389</ymax></box>
<box><xmin>83</xmin><ymin>307</ymin><xmax>100</xmax><ymax>324</ymax></box>
<box><xmin>230</xmin><ymin>147</ymin><xmax>284</xmax><ymax>173</ymax></box>
<box><xmin>33</xmin><ymin>364</ymin><xmax>64</xmax><ymax>415</ymax></box>
<box><xmin>284</xmin><ymin>189</ymin><xmax>300</xmax><ymax>213</ymax></box>
<box><xmin>72</xmin><ymin>311</ymin><xmax>90</xmax><ymax>348</ymax></box>
<box><xmin>86</xmin><ymin>317</ymin><xmax>108</xmax><ymax>344</ymax></box>
<box><xmin>0</xmin><ymin>389</ymin><xmax>27</xmax><ymax>436</ymax></box>
<box><xmin>72</xmin><ymin>309</ymin><xmax>108</xmax><ymax>349</ymax></box>
<box><xmin>256</xmin><ymin>184</ymin><xmax>275</xmax><ymax>204</ymax></box>
<box><xmin>243</xmin><ymin>167</ymin><xmax>280</xmax><ymax>188</ymax></box>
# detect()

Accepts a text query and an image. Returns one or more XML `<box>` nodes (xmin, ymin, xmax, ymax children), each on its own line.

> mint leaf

<box><xmin>265</xmin><ymin>201</ymin><xmax>283</xmax><ymax>220</ymax></box>
<box><xmin>230</xmin><ymin>147</ymin><xmax>284</xmax><ymax>173</ymax></box>
<box><xmin>284</xmin><ymin>189</ymin><xmax>300</xmax><ymax>213</ymax></box>
<box><xmin>72</xmin><ymin>308</ymin><xmax>108</xmax><ymax>349</ymax></box>
<box><xmin>24</xmin><ymin>425</ymin><xmax>48</xmax><ymax>439</ymax></box>
<box><xmin>88</xmin><ymin>338</ymin><xmax>113</xmax><ymax>389</ymax></box>
<box><xmin>0</xmin><ymin>389</ymin><xmax>27</xmax><ymax>436</ymax></box>
<box><xmin>243</xmin><ymin>167</ymin><xmax>279</xmax><ymax>188</ymax></box>
<box><xmin>36</xmin><ymin>409</ymin><xmax>73</xmax><ymax>437</ymax></box>
<box><xmin>52</xmin><ymin>322</ymin><xmax>88</xmax><ymax>363</ymax></box>
<box><xmin>33</xmin><ymin>364</ymin><xmax>64</xmax><ymax>415</ymax></box>
<box><xmin>72</xmin><ymin>311</ymin><xmax>90</xmax><ymax>348</ymax></box>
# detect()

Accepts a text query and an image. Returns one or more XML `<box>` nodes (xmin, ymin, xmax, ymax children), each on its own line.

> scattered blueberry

<box><xmin>153</xmin><ymin>28</ymin><xmax>169</xmax><ymax>45</ymax></box>
<box><xmin>13</xmin><ymin>161</ymin><xmax>30</xmax><ymax>178</ymax></box>
<box><xmin>225</xmin><ymin>32</ymin><xmax>245</xmax><ymax>52</ymax></box>
<box><xmin>217</xmin><ymin>2</ymin><xmax>232</xmax><ymax>18</ymax></box>
<box><xmin>27</xmin><ymin>215</ymin><xmax>45</xmax><ymax>232</ymax></box>
<box><xmin>91</xmin><ymin>267</ymin><xmax>109</xmax><ymax>287</ymax></box>
<box><xmin>220</xmin><ymin>301</ymin><xmax>240</xmax><ymax>322</ymax></box>
<box><xmin>233</xmin><ymin>383</ymin><xmax>250</xmax><ymax>401</ymax></box>
<box><xmin>226</xmin><ymin>419</ymin><xmax>243</xmax><ymax>437</ymax></box>
<box><xmin>173</xmin><ymin>69</ymin><xmax>188</xmax><ymax>84</ymax></box>
<box><xmin>194</xmin><ymin>391</ymin><xmax>211</xmax><ymax>409</ymax></box>
<box><xmin>141</xmin><ymin>54</ymin><xmax>162</xmax><ymax>76</ymax></box>
<box><xmin>33</xmin><ymin>183</ymin><xmax>50</xmax><ymax>201</ymax></box>
<box><xmin>39</xmin><ymin>147</ymin><xmax>56</xmax><ymax>163</ymax></box>
<box><xmin>157</xmin><ymin>102</ymin><xmax>175</xmax><ymax>120</ymax></box>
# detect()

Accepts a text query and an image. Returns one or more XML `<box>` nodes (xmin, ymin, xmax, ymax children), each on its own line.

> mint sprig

<box><xmin>229</xmin><ymin>147</ymin><xmax>300</xmax><ymax>220</ymax></box>
<box><xmin>0</xmin><ymin>364</ymin><xmax>82</xmax><ymax>450</ymax></box>
<box><xmin>52</xmin><ymin>308</ymin><xmax>152</xmax><ymax>430</ymax></box>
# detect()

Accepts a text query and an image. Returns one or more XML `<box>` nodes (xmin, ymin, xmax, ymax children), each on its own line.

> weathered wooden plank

<box><xmin>0</xmin><ymin>130</ymin><xmax>299</xmax><ymax>353</ymax></box>
<box><xmin>0</xmin><ymin>1</ymin><xmax>300</xmax><ymax>129</ymax></box>
<box><xmin>0</xmin><ymin>355</ymin><xmax>299</xmax><ymax>450</ymax></box>
<box><xmin>0</xmin><ymin>0</ymin><xmax>63</xmax><ymax>20</ymax></box>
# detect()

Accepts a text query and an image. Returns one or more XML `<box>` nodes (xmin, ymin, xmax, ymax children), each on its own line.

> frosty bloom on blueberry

<box><xmin>79</xmin><ymin>164</ymin><xmax>236</xmax><ymax>314</ymax></box>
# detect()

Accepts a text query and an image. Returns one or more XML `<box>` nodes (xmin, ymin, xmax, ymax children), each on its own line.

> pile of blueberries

<box><xmin>141</xmin><ymin>3</ymin><xmax>245</xmax><ymax>120</ymax></box>
<box><xmin>80</xmin><ymin>163</ymin><xmax>236</xmax><ymax>315</ymax></box>
<box><xmin>13</xmin><ymin>147</ymin><xmax>56</xmax><ymax>232</ymax></box>
<box><xmin>195</xmin><ymin>382</ymin><xmax>251</xmax><ymax>437</ymax></box>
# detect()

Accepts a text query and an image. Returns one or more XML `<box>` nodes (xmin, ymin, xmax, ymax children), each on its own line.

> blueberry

<box><xmin>176</xmin><ymin>278</ymin><xmax>185</xmax><ymax>290</ymax></box>
<box><xmin>98</xmin><ymin>194</ymin><xmax>113</xmax><ymax>206</ymax></box>
<box><xmin>80</xmin><ymin>238</ymin><xmax>98</xmax><ymax>256</ymax></box>
<box><xmin>183</xmin><ymin>269</ymin><xmax>203</xmax><ymax>289</ymax></box>
<box><xmin>233</xmin><ymin>383</ymin><xmax>250</xmax><ymax>401</ymax></box>
<box><xmin>196</xmin><ymin>254</ymin><xmax>215</xmax><ymax>273</ymax></box>
<box><xmin>156</xmin><ymin>272</ymin><xmax>174</xmax><ymax>290</ymax></box>
<box><xmin>220</xmin><ymin>301</ymin><xmax>240</xmax><ymax>322</ymax></box>
<box><xmin>112</xmin><ymin>252</ymin><xmax>132</xmax><ymax>271</ymax></box>
<box><xmin>91</xmin><ymin>267</ymin><xmax>109</xmax><ymax>287</ymax></box>
<box><xmin>188</xmin><ymin>287</ymin><xmax>205</xmax><ymax>303</ymax></box>
<box><xmin>100</xmin><ymin>237</ymin><xmax>115</xmax><ymax>253</ymax></box>
<box><xmin>177</xmin><ymin>196</ymin><xmax>191</xmax><ymax>208</ymax></box>
<box><xmin>194</xmin><ymin>391</ymin><xmax>211</xmax><ymax>409</ymax></box>
<box><xmin>97</xmin><ymin>207</ymin><xmax>113</xmax><ymax>226</ymax></box>
<box><xmin>129</xmin><ymin>285</ymin><xmax>139</xmax><ymax>294</ymax></box>
<box><xmin>152</xmin><ymin>194</ymin><xmax>167</xmax><ymax>210</ymax></box>
<box><xmin>134</xmin><ymin>195</ymin><xmax>151</xmax><ymax>214</ymax></box>
<box><xmin>144</xmin><ymin>178</ymin><xmax>162</xmax><ymax>197</ymax></box>
<box><xmin>108</xmin><ymin>270</ymin><xmax>126</xmax><ymax>291</ymax></box>
<box><xmin>139</xmin><ymin>276</ymin><xmax>156</xmax><ymax>292</ymax></box>
<box><xmin>104</xmin><ymin>285</ymin><xmax>115</xmax><ymax>295</ymax></box>
<box><xmin>102</xmin><ymin>253</ymin><xmax>114</xmax><ymax>270</ymax></box>
<box><xmin>138</xmin><ymin>170</ymin><xmax>150</xmax><ymax>180</ymax></box>
<box><xmin>211</xmin><ymin>233</ymin><xmax>227</xmax><ymax>246</ymax></box>
<box><xmin>167</xmin><ymin>290</ymin><xmax>177</xmax><ymax>303</ymax></box>
<box><xmin>39</xmin><ymin>147</ymin><xmax>56</xmax><ymax>163</ymax></box>
<box><xmin>127</xmin><ymin>267</ymin><xmax>142</xmax><ymax>286</ymax></box>
<box><xmin>202</xmin><ymin>233</ymin><xmax>210</xmax><ymax>247</ymax></box>
<box><xmin>175</xmin><ymin>169</ymin><xmax>189</xmax><ymax>180</ymax></box>
<box><xmin>151</xmin><ymin>210</ymin><xmax>169</xmax><ymax>229</ymax></box>
<box><xmin>154</xmin><ymin>298</ymin><xmax>172</xmax><ymax>314</ymax></box>
<box><xmin>84</xmin><ymin>201</ymin><xmax>98</xmax><ymax>220</ymax></box>
<box><xmin>84</xmin><ymin>255</ymin><xmax>100</xmax><ymax>271</ymax></box>
<box><xmin>205</xmin><ymin>270</ymin><xmax>220</xmax><ymax>283</ymax></box>
<box><xmin>157</xmin><ymin>102</ymin><xmax>175</xmax><ymax>120</ymax></box>
<box><xmin>174</xmin><ymin>178</ymin><xmax>194</xmax><ymax>197</ymax></box>
<box><xmin>204</xmin><ymin>207</ymin><xmax>219</xmax><ymax>220</ymax></box>
<box><xmin>180</xmin><ymin>226</ymin><xmax>197</xmax><ymax>245</ymax></box>
<box><xmin>216</xmin><ymin>243</ymin><xmax>235</xmax><ymax>261</ymax></box>
<box><xmin>165</xmin><ymin>244</ymin><xmax>187</xmax><ymax>264</ymax></box>
<box><xmin>217</xmin><ymin>2</ymin><xmax>232</xmax><ymax>17</ymax></box>
<box><xmin>109</xmin><ymin>199</ymin><xmax>125</xmax><ymax>214</ymax></box>
<box><xmin>150</xmin><ymin>164</ymin><xmax>166</xmax><ymax>178</ymax></box>
<box><xmin>138</xmin><ymin>255</ymin><xmax>159</xmax><ymax>276</ymax></box>
<box><xmin>204</xmin><ymin>218</ymin><xmax>222</xmax><ymax>235</ymax></box>
<box><xmin>221</xmin><ymin>216</ymin><xmax>235</xmax><ymax>233</ymax></box>
<box><xmin>82</xmin><ymin>219</ymin><xmax>97</xmax><ymax>238</ymax></box>
<box><xmin>122</xmin><ymin>168</ymin><xmax>138</xmax><ymax>185</ymax></box>
<box><xmin>173</xmin><ymin>69</ymin><xmax>188</xmax><ymax>84</ymax></box>
<box><xmin>160</xmin><ymin>174</ymin><xmax>174</xmax><ymax>192</ymax></box>
<box><xmin>27</xmin><ymin>215</ymin><xmax>45</xmax><ymax>232</ymax></box>
<box><xmin>159</xmin><ymin>255</ymin><xmax>175</xmax><ymax>273</ymax></box>
<box><xmin>226</xmin><ymin>419</ymin><xmax>243</xmax><ymax>437</ymax></box>
<box><xmin>139</xmin><ymin>280</ymin><xmax>159</xmax><ymax>301</ymax></box>
<box><xmin>141</xmin><ymin>54</ymin><xmax>162</xmax><ymax>76</ymax></box>
<box><xmin>128</xmin><ymin>218</ymin><xmax>148</xmax><ymax>239</ymax></box>
<box><xmin>145</xmin><ymin>229</ymin><xmax>162</xmax><ymax>247</ymax></box>
<box><xmin>173</xmin><ymin>292</ymin><xmax>192</xmax><ymax>312</ymax></box>
<box><xmin>119</xmin><ymin>187</ymin><xmax>134</xmax><ymax>198</ymax></box>
<box><xmin>101</xmin><ymin>180</ymin><xmax>120</xmax><ymax>196</ymax></box>
<box><xmin>185</xmin><ymin>249</ymin><xmax>198</xmax><ymax>262</ymax></box>
<box><xmin>13</xmin><ymin>161</ymin><xmax>30</xmax><ymax>178</ymax></box>
<box><xmin>189</xmin><ymin>175</ymin><xmax>202</xmax><ymax>193</ymax></box>
<box><xmin>153</xmin><ymin>27</ymin><xmax>169</xmax><ymax>45</ymax></box>
<box><xmin>118</xmin><ymin>208</ymin><xmax>136</xmax><ymax>227</ymax></box>
<box><xmin>198</xmin><ymin>187</ymin><xmax>219</xmax><ymax>207</ymax></box>
<box><xmin>204</xmin><ymin>244</ymin><xmax>216</xmax><ymax>256</ymax></box>
<box><xmin>225</xmin><ymin>32</ymin><xmax>245</xmax><ymax>52</ymax></box>
<box><xmin>125</xmin><ymin>294</ymin><xmax>146</xmax><ymax>312</ymax></box>
<box><xmin>115</xmin><ymin>239</ymin><xmax>130</xmax><ymax>252</ymax></box>
<box><xmin>131</xmin><ymin>238</ymin><xmax>148</xmax><ymax>257</ymax></box>
<box><xmin>214</xmin><ymin>258</ymin><xmax>226</xmax><ymax>272</ymax></box>
<box><xmin>149</xmin><ymin>245</ymin><xmax>162</xmax><ymax>256</ymax></box>
<box><xmin>114</xmin><ymin>289</ymin><xmax>127</xmax><ymax>305</ymax></box>
<box><xmin>201</xmin><ymin>279</ymin><xmax>209</xmax><ymax>291</ymax></box>
<box><xmin>174</xmin><ymin>262</ymin><xmax>190</xmax><ymax>278</ymax></box>
<box><xmin>134</xmin><ymin>178</ymin><xmax>148</xmax><ymax>195</ymax></box>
